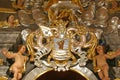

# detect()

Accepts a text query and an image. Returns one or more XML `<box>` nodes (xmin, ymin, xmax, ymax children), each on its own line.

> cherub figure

<box><xmin>93</xmin><ymin>45</ymin><xmax>120</xmax><ymax>80</ymax></box>
<box><xmin>1</xmin><ymin>45</ymin><xmax>28</xmax><ymax>80</ymax></box>
<box><xmin>0</xmin><ymin>15</ymin><xmax>20</xmax><ymax>28</ymax></box>
<box><xmin>6</xmin><ymin>15</ymin><xmax>20</xmax><ymax>28</ymax></box>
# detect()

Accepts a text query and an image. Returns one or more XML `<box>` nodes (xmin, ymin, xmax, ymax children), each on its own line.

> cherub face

<box><xmin>19</xmin><ymin>45</ymin><xmax>26</xmax><ymax>54</ymax></box>
<box><xmin>8</xmin><ymin>15</ymin><xmax>15</xmax><ymax>23</ymax></box>
<box><xmin>96</xmin><ymin>45</ymin><xmax>104</xmax><ymax>54</ymax></box>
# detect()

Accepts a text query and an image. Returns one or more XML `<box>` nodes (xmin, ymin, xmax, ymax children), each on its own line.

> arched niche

<box><xmin>23</xmin><ymin>64</ymin><xmax>97</xmax><ymax>80</ymax></box>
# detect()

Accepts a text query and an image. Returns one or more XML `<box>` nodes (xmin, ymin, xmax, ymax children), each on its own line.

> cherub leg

<box><xmin>12</xmin><ymin>72</ymin><xmax>18</xmax><ymax>80</ymax></box>
<box><xmin>18</xmin><ymin>73</ymin><xmax>22</xmax><ymax>80</ymax></box>
<box><xmin>98</xmin><ymin>71</ymin><xmax>104</xmax><ymax>80</ymax></box>
<box><xmin>12</xmin><ymin>68</ymin><xmax>19</xmax><ymax>80</ymax></box>
<box><xmin>103</xmin><ymin>66</ymin><xmax>110</xmax><ymax>80</ymax></box>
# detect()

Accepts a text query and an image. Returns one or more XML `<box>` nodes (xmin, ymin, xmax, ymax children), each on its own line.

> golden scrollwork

<box><xmin>0</xmin><ymin>76</ymin><xmax>8</xmax><ymax>80</ymax></box>
<box><xmin>118</xmin><ymin>60</ymin><xmax>120</xmax><ymax>66</ymax></box>
<box><xmin>26</xmin><ymin>31</ymin><xmax>37</xmax><ymax>62</ymax></box>
<box><xmin>12</xmin><ymin>1</ymin><xmax>24</xmax><ymax>10</ymax></box>
<box><xmin>73</xmin><ymin>25</ymin><xmax>98</xmax><ymax>60</ymax></box>
<box><xmin>86</xmin><ymin>32</ymin><xmax>98</xmax><ymax>60</ymax></box>
<box><xmin>47</xmin><ymin>0</ymin><xmax>82</xmax><ymax>23</ymax></box>
<box><xmin>24</xmin><ymin>0</ymin><xmax>98</xmax><ymax>72</ymax></box>
<box><xmin>0</xmin><ymin>58</ymin><xmax>3</xmax><ymax>65</ymax></box>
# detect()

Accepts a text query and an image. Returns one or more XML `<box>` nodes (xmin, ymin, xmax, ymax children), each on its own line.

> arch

<box><xmin>23</xmin><ymin>64</ymin><xmax>97</xmax><ymax>80</ymax></box>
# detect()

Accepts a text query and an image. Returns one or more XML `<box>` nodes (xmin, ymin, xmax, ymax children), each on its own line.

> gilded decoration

<box><xmin>22</xmin><ymin>0</ymin><xmax>98</xmax><ymax>72</ymax></box>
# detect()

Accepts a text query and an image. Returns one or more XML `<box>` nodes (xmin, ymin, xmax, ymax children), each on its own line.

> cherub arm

<box><xmin>105</xmin><ymin>49</ymin><xmax>120</xmax><ymax>59</ymax></box>
<box><xmin>1</xmin><ymin>48</ymin><xmax>15</xmax><ymax>58</ymax></box>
